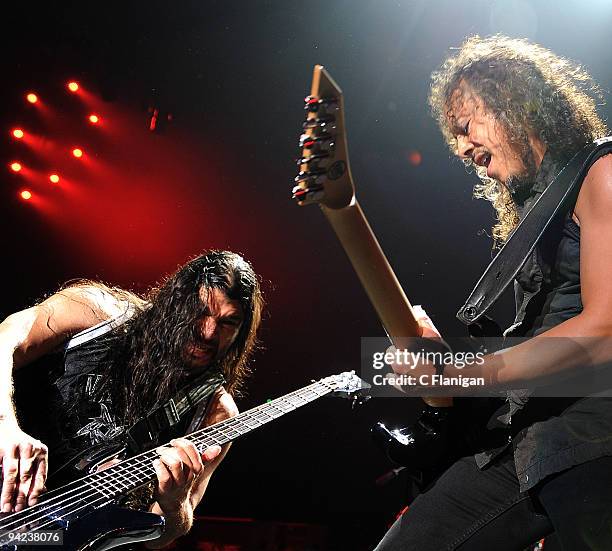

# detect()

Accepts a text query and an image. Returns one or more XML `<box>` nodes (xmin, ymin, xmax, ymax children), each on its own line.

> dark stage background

<box><xmin>1</xmin><ymin>1</ymin><xmax>611</xmax><ymax>549</ymax></box>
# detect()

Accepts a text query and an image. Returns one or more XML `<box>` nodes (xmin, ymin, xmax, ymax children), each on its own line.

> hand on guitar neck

<box><xmin>293</xmin><ymin>65</ymin><xmax>452</xmax><ymax>408</ymax></box>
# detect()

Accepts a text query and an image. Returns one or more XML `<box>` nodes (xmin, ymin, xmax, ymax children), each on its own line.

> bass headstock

<box><xmin>293</xmin><ymin>65</ymin><xmax>355</xmax><ymax>210</ymax></box>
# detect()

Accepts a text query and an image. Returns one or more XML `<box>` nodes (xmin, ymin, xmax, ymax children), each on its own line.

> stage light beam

<box><xmin>26</xmin><ymin>93</ymin><xmax>38</xmax><ymax>104</ymax></box>
<box><xmin>72</xmin><ymin>148</ymin><xmax>83</xmax><ymax>158</ymax></box>
<box><xmin>20</xmin><ymin>190</ymin><xmax>32</xmax><ymax>200</ymax></box>
<box><xmin>12</xmin><ymin>129</ymin><xmax>24</xmax><ymax>139</ymax></box>
<box><xmin>49</xmin><ymin>174</ymin><xmax>60</xmax><ymax>183</ymax></box>
<box><xmin>67</xmin><ymin>81</ymin><xmax>79</xmax><ymax>92</ymax></box>
<box><xmin>10</xmin><ymin>162</ymin><xmax>22</xmax><ymax>172</ymax></box>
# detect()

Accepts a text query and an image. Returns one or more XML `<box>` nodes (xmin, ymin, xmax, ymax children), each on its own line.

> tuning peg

<box><xmin>302</xmin><ymin>114</ymin><xmax>335</xmax><ymax>129</ymax></box>
<box><xmin>304</xmin><ymin>95</ymin><xmax>338</xmax><ymax>112</ymax></box>
<box><xmin>299</xmin><ymin>132</ymin><xmax>332</xmax><ymax>149</ymax></box>
<box><xmin>294</xmin><ymin>168</ymin><xmax>326</xmax><ymax>183</ymax></box>
<box><xmin>292</xmin><ymin>183</ymin><xmax>324</xmax><ymax>204</ymax></box>
<box><xmin>296</xmin><ymin>152</ymin><xmax>330</xmax><ymax>166</ymax></box>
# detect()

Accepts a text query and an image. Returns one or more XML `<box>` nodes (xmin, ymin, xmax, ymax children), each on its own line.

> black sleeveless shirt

<box><xmin>13</xmin><ymin>309</ymin><xmax>224</xmax><ymax>489</ymax></box>
<box><xmin>474</xmin><ymin>142</ymin><xmax>612</xmax><ymax>491</ymax></box>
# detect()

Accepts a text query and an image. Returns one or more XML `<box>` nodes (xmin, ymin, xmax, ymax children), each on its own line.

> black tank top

<box><xmin>475</xmin><ymin>141</ymin><xmax>612</xmax><ymax>491</ymax></box>
<box><xmin>13</xmin><ymin>310</ymin><xmax>224</xmax><ymax>488</ymax></box>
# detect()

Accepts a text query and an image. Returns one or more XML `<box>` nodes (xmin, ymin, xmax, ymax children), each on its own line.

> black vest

<box><xmin>13</xmin><ymin>312</ymin><xmax>224</xmax><ymax>488</ymax></box>
<box><xmin>474</xmin><ymin>142</ymin><xmax>612</xmax><ymax>491</ymax></box>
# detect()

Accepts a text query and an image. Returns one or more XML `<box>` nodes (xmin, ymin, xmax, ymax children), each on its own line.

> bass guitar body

<box><xmin>0</xmin><ymin>505</ymin><xmax>164</xmax><ymax>551</ymax></box>
<box><xmin>0</xmin><ymin>372</ymin><xmax>367</xmax><ymax>551</ymax></box>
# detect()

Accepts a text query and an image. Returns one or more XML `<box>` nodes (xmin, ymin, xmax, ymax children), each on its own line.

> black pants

<box><xmin>374</xmin><ymin>450</ymin><xmax>612</xmax><ymax>550</ymax></box>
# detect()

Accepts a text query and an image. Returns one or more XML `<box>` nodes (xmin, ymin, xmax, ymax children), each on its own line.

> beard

<box><xmin>504</xmin><ymin>145</ymin><xmax>539</xmax><ymax>206</ymax></box>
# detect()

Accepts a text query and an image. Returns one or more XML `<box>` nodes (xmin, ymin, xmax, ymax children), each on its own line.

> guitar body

<box><xmin>0</xmin><ymin>373</ymin><xmax>366</xmax><ymax>551</ymax></box>
<box><xmin>62</xmin><ymin>505</ymin><xmax>164</xmax><ymax>551</ymax></box>
<box><xmin>0</xmin><ymin>505</ymin><xmax>163</xmax><ymax>551</ymax></box>
<box><xmin>373</xmin><ymin>319</ymin><xmax>506</xmax><ymax>477</ymax></box>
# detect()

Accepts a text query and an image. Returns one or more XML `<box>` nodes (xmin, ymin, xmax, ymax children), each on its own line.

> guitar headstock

<box><xmin>293</xmin><ymin>65</ymin><xmax>355</xmax><ymax>210</ymax></box>
<box><xmin>319</xmin><ymin>371</ymin><xmax>370</xmax><ymax>398</ymax></box>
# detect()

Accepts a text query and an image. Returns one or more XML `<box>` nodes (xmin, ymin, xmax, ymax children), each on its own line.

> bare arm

<box><xmin>0</xmin><ymin>286</ymin><xmax>124</xmax><ymax>512</ymax></box>
<box><xmin>475</xmin><ymin>155</ymin><xmax>612</xmax><ymax>386</ymax></box>
<box><xmin>391</xmin><ymin>156</ymin><xmax>612</xmax><ymax>393</ymax></box>
<box><xmin>145</xmin><ymin>389</ymin><xmax>238</xmax><ymax>549</ymax></box>
<box><xmin>419</xmin><ymin>155</ymin><xmax>612</xmax><ymax>388</ymax></box>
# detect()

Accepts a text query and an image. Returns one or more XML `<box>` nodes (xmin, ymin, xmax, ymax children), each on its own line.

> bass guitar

<box><xmin>0</xmin><ymin>372</ymin><xmax>366</xmax><ymax>550</ymax></box>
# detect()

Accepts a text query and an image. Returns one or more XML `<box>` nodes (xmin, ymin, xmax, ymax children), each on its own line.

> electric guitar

<box><xmin>292</xmin><ymin>66</ymin><xmax>481</xmax><ymax>473</ymax></box>
<box><xmin>0</xmin><ymin>372</ymin><xmax>367</xmax><ymax>550</ymax></box>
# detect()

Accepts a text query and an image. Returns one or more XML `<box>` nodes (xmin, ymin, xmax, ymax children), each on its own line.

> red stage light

<box><xmin>407</xmin><ymin>150</ymin><xmax>423</xmax><ymax>166</ymax></box>
<box><xmin>10</xmin><ymin>162</ymin><xmax>22</xmax><ymax>172</ymax></box>
<box><xmin>20</xmin><ymin>190</ymin><xmax>32</xmax><ymax>200</ymax></box>
<box><xmin>12</xmin><ymin>129</ymin><xmax>24</xmax><ymax>139</ymax></box>
<box><xmin>72</xmin><ymin>148</ymin><xmax>84</xmax><ymax>158</ymax></box>
<box><xmin>88</xmin><ymin>114</ymin><xmax>100</xmax><ymax>124</ymax></box>
<box><xmin>26</xmin><ymin>93</ymin><xmax>38</xmax><ymax>104</ymax></box>
<box><xmin>67</xmin><ymin>81</ymin><xmax>79</xmax><ymax>92</ymax></box>
<box><xmin>49</xmin><ymin>174</ymin><xmax>60</xmax><ymax>183</ymax></box>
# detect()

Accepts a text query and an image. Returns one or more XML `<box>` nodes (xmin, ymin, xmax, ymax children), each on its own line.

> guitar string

<box><xmin>5</xmin><ymin>384</ymin><xmax>334</xmax><ymax>535</ymax></box>
<box><xmin>0</xmin><ymin>381</ymin><xmax>336</xmax><ymax>535</ymax></box>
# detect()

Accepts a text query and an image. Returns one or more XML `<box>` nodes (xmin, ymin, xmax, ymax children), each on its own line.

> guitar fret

<box><xmin>88</xmin><ymin>477</ymin><xmax>113</xmax><ymax>498</ymax></box>
<box><xmin>90</xmin><ymin>473</ymin><xmax>123</xmax><ymax>496</ymax></box>
<box><xmin>90</xmin><ymin>380</ymin><xmax>342</xmax><ymax>497</ymax></box>
<box><xmin>253</xmin><ymin>411</ymin><xmax>273</xmax><ymax>422</ymax></box>
<box><xmin>286</xmin><ymin>395</ymin><xmax>307</xmax><ymax>406</ymax></box>
<box><xmin>262</xmin><ymin>404</ymin><xmax>285</xmax><ymax>417</ymax></box>
<box><xmin>241</xmin><ymin>417</ymin><xmax>260</xmax><ymax>429</ymax></box>
<box><xmin>114</xmin><ymin>467</ymin><xmax>137</xmax><ymax>488</ymax></box>
<box><xmin>0</xmin><ymin>374</ymin><xmax>358</xmax><ymax>545</ymax></box>
<box><xmin>275</xmin><ymin>399</ymin><xmax>296</xmax><ymax>411</ymax></box>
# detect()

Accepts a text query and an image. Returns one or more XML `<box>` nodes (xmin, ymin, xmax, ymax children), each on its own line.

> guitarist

<box><xmin>0</xmin><ymin>250</ymin><xmax>263</xmax><ymax>548</ymax></box>
<box><xmin>375</xmin><ymin>36</ymin><xmax>612</xmax><ymax>549</ymax></box>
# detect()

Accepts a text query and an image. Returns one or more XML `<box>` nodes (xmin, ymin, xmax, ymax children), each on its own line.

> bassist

<box><xmin>0</xmin><ymin>250</ymin><xmax>263</xmax><ymax>548</ymax></box>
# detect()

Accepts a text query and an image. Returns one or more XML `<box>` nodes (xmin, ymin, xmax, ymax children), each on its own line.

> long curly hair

<box><xmin>429</xmin><ymin>35</ymin><xmax>607</xmax><ymax>245</ymax></box>
<box><xmin>64</xmin><ymin>250</ymin><xmax>263</xmax><ymax>425</ymax></box>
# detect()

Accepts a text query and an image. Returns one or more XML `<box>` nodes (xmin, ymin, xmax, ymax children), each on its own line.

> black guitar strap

<box><xmin>456</xmin><ymin>137</ymin><xmax>612</xmax><ymax>326</ymax></box>
<box><xmin>125</xmin><ymin>368</ymin><xmax>225</xmax><ymax>453</ymax></box>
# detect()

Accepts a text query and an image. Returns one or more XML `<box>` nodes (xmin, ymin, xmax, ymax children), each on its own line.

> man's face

<box><xmin>184</xmin><ymin>287</ymin><xmax>244</xmax><ymax>369</ymax></box>
<box><xmin>447</xmin><ymin>81</ymin><xmax>530</xmax><ymax>184</ymax></box>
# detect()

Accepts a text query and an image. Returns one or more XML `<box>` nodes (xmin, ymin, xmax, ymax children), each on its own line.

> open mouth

<box><xmin>474</xmin><ymin>151</ymin><xmax>491</xmax><ymax>168</ymax></box>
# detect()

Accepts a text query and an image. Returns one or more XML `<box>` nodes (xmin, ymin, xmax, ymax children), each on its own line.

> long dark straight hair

<box><xmin>64</xmin><ymin>250</ymin><xmax>263</xmax><ymax>425</ymax></box>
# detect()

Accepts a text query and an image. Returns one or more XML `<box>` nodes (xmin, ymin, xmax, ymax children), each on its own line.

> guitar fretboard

<box><xmin>84</xmin><ymin>378</ymin><xmax>336</xmax><ymax>501</ymax></box>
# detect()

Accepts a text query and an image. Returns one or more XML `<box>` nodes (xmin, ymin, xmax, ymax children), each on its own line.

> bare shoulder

<box><xmin>202</xmin><ymin>388</ymin><xmax>239</xmax><ymax>427</ymax></box>
<box><xmin>575</xmin><ymin>153</ymin><xmax>612</xmax><ymax>223</ymax></box>
<box><xmin>48</xmin><ymin>285</ymin><xmax>128</xmax><ymax>321</ymax></box>
<box><xmin>41</xmin><ymin>285</ymin><xmax>128</xmax><ymax>332</ymax></box>
<box><xmin>8</xmin><ymin>284</ymin><xmax>133</xmax><ymax>368</ymax></box>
